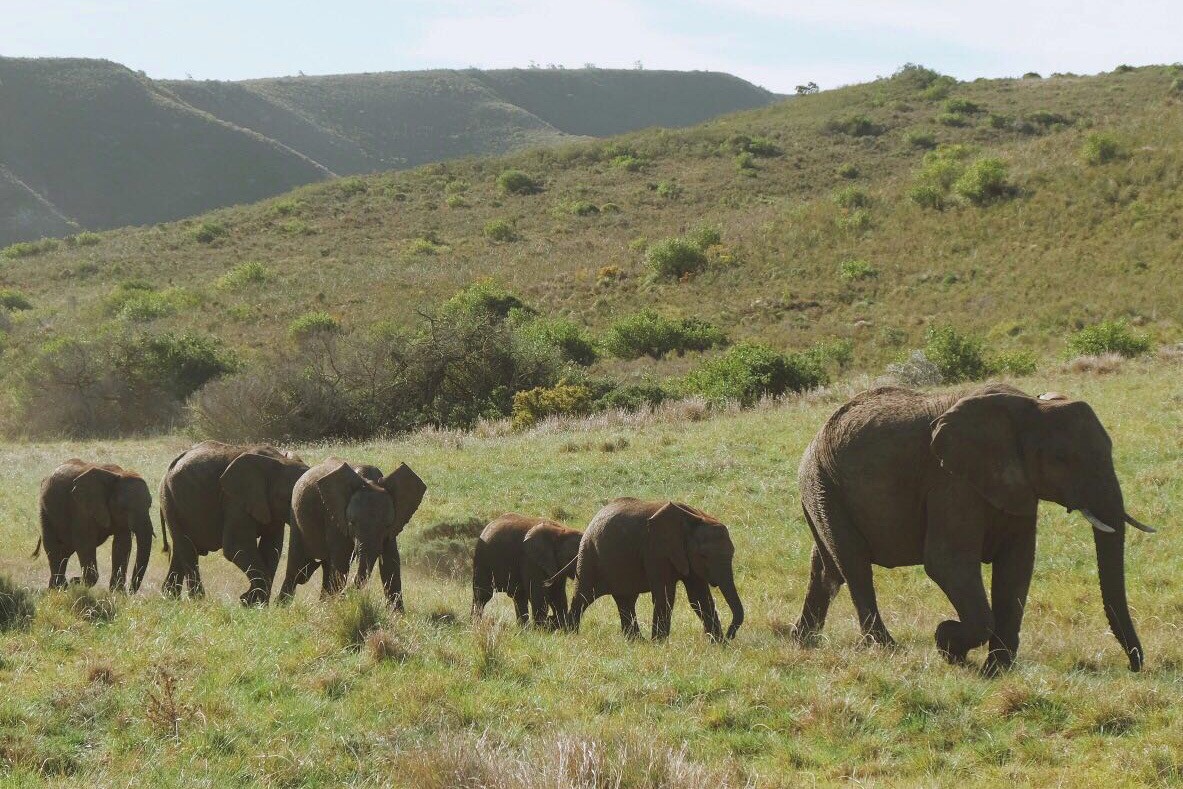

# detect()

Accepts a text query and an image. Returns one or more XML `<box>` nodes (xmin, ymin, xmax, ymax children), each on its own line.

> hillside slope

<box><xmin>2</xmin><ymin>64</ymin><xmax>1177</xmax><ymax>368</ymax></box>
<box><xmin>0</xmin><ymin>59</ymin><xmax>776</xmax><ymax>243</ymax></box>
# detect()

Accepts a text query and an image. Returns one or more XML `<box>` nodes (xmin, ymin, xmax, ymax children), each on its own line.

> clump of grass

<box><xmin>86</xmin><ymin>662</ymin><xmax>119</xmax><ymax>685</ymax></box>
<box><xmin>192</xmin><ymin>220</ymin><xmax>228</xmax><ymax>244</ymax></box>
<box><xmin>1066</xmin><ymin>319</ymin><xmax>1150</xmax><ymax>358</ymax></box>
<box><xmin>832</xmin><ymin>186</ymin><xmax>870</xmax><ymax>209</ymax></box>
<box><xmin>66</xmin><ymin>586</ymin><xmax>118</xmax><ymax>623</ymax></box>
<box><xmin>905</xmin><ymin>130</ymin><xmax>937</xmax><ymax>150</ymax></box>
<box><xmin>2</xmin><ymin>238</ymin><xmax>60</xmax><ymax>259</ymax></box>
<box><xmin>566</xmin><ymin>200</ymin><xmax>599</xmax><ymax>216</ymax></box>
<box><xmin>337</xmin><ymin>591</ymin><xmax>389</xmax><ymax>650</ymax></box>
<box><xmin>216</xmin><ymin>261</ymin><xmax>274</xmax><ymax>290</ymax></box>
<box><xmin>406</xmin><ymin>235</ymin><xmax>446</xmax><ymax>256</ymax></box>
<box><xmin>646</xmin><ymin>237</ymin><xmax>707</xmax><ymax>280</ymax></box>
<box><xmin>366</xmin><ymin>628</ymin><xmax>415</xmax><ymax>663</ymax></box>
<box><xmin>0</xmin><ymin>574</ymin><xmax>35</xmax><ymax>632</ymax></box>
<box><xmin>836</xmin><ymin>162</ymin><xmax>860</xmax><ymax>179</ymax></box>
<box><xmin>483</xmin><ymin>219</ymin><xmax>518</xmax><ymax>242</ymax></box>
<box><xmin>289</xmin><ymin>310</ymin><xmax>341</xmax><ymax>339</ymax></box>
<box><xmin>838</xmin><ymin>258</ymin><xmax>877</xmax><ymax>282</ymax></box>
<box><xmin>65</xmin><ymin>231</ymin><xmax>101</xmax><ymax>247</ymax></box>
<box><xmin>472</xmin><ymin>615</ymin><xmax>506</xmax><ymax>678</ymax></box>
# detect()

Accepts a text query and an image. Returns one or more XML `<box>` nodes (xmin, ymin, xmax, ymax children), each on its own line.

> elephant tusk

<box><xmin>1125</xmin><ymin>513</ymin><xmax>1158</xmax><ymax>534</ymax></box>
<box><xmin>1080</xmin><ymin>509</ymin><xmax>1116</xmax><ymax>534</ymax></box>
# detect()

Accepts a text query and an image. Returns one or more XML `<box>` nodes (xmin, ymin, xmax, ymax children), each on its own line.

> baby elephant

<box><xmin>472</xmin><ymin>514</ymin><xmax>582</xmax><ymax>627</ymax></box>
<box><xmin>569</xmin><ymin>498</ymin><xmax>744</xmax><ymax>642</ymax></box>
<box><xmin>280</xmin><ymin>458</ymin><xmax>426</xmax><ymax>608</ymax></box>
<box><xmin>37</xmin><ymin>460</ymin><xmax>154</xmax><ymax>593</ymax></box>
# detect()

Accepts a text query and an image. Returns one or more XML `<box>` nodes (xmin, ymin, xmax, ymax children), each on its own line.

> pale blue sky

<box><xmin>4</xmin><ymin>0</ymin><xmax>1180</xmax><ymax>92</ymax></box>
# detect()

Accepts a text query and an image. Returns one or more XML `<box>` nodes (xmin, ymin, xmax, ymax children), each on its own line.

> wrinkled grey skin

<box><xmin>793</xmin><ymin>384</ymin><xmax>1154</xmax><ymax>673</ymax></box>
<box><xmin>37</xmin><ymin>460</ymin><xmax>154</xmax><ymax>593</ymax></box>
<box><xmin>568</xmin><ymin>498</ymin><xmax>744</xmax><ymax>642</ymax></box>
<box><xmin>279</xmin><ymin>458</ymin><xmax>426</xmax><ymax>609</ymax></box>
<box><xmin>159</xmin><ymin>441</ymin><xmax>308</xmax><ymax>606</ymax></box>
<box><xmin>472</xmin><ymin>514</ymin><xmax>583</xmax><ymax>628</ymax></box>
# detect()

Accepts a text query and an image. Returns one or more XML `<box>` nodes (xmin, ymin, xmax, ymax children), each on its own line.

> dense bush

<box><xmin>65</xmin><ymin>231</ymin><xmax>101</xmax><ymax>247</ymax></box>
<box><xmin>943</xmin><ymin>98</ymin><xmax>983</xmax><ymax>115</ymax></box>
<box><xmin>1</xmin><ymin>238</ymin><xmax>59</xmax><ymax>259</ymax></box>
<box><xmin>496</xmin><ymin>170</ymin><xmax>541</xmax><ymax>195</ymax></box>
<box><xmin>910</xmin><ymin>146</ymin><xmax>1013</xmax><ymax>209</ymax></box>
<box><xmin>1066</xmin><ymin>320</ymin><xmax>1151</xmax><ymax>359</ymax></box>
<box><xmin>514</xmin><ymin>316</ymin><xmax>598</xmax><ymax>366</ymax></box>
<box><xmin>0</xmin><ymin>574</ymin><xmax>35</xmax><ymax>632</ymax></box>
<box><xmin>594</xmin><ymin>381</ymin><xmax>669</xmax><ymax>412</ymax></box>
<box><xmin>646</xmin><ymin>237</ymin><xmax>707</xmax><ymax>280</ymax></box>
<box><xmin>952</xmin><ymin>158</ymin><xmax>1015</xmax><ymax>205</ymax></box>
<box><xmin>483</xmin><ymin>219</ymin><xmax>518</xmax><ymax>242</ymax></box>
<box><xmin>936</xmin><ymin>112</ymin><xmax>968</xmax><ymax>127</ymax></box>
<box><xmin>216</xmin><ymin>261</ymin><xmax>274</xmax><ymax>290</ymax></box>
<box><xmin>684</xmin><ymin>343</ymin><xmax>826</xmax><ymax>405</ymax></box>
<box><xmin>103</xmin><ymin>281</ymin><xmax>196</xmax><ymax>322</ymax></box>
<box><xmin>511</xmin><ymin>382</ymin><xmax>595</xmax><ymax>428</ymax></box>
<box><xmin>992</xmin><ymin>350</ymin><xmax>1038</xmax><ymax>376</ymax></box>
<box><xmin>1080</xmin><ymin>132</ymin><xmax>1127</xmax><ymax>165</ymax></box>
<box><xmin>0</xmin><ymin>289</ymin><xmax>33</xmax><ymax>311</ymax></box>
<box><xmin>289</xmin><ymin>311</ymin><xmax>341</xmax><ymax>339</ymax></box>
<box><xmin>723</xmin><ymin>134</ymin><xmax>781</xmax><ymax>157</ymax></box>
<box><xmin>892</xmin><ymin>63</ymin><xmax>944</xmax><ymax>91</ymax></box>
<box><xmin>905</xmin><ymin>130</ymin><xmax>938</xmax><ymax>149</ymax></box>
<box><xmin>603</xmin><ymin>311</ymin><xmax>727</xmax><ymax>359</ymax></box>
<box><xmin>922</xmin><ymin>326</ymin><xmax>993</xmax><ymax>382</ymax></box>
<box><xmin>832</xmin><ymin>187</ymin><xmax>870</xmax><ymax>209</ymax></box>
<box><xmin>825</xmin><ymin>115</ymin><xmax>885</xmax><ymax>137</ymax></box>
<box><xmin>192</xmin><ymin>220</ymin><xmax>228</xmax><ymax>244</ymax></box>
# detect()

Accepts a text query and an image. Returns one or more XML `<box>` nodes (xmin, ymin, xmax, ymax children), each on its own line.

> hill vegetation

<box><xmin>1</xmin><ymin>63</ymin><xmax>1181</xmax><ymax>439</ymax></box>
<box><xmin>0</xmin><ymin>57</ymin><xmax>775</xmax><ymax>244</ymax></box>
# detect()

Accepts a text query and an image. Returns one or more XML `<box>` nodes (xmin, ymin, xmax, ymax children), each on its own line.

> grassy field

<box><xmin>0</xmin><ymin>359</ymin><xmax>1178</xmax><ymax>785</ymax></box>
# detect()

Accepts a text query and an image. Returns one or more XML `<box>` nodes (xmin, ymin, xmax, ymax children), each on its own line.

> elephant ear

<box><xmin>314</xmin><ymin>459</ymin><xmax>365</xmax><ymax>536</ymax></box>
<box><xmin>645</xmin><ymin>502</ymin><xmax>691</xmax><ymax>578</ymax></box>
<box><xmin>523</xmin><ymin>528</ymin><xmax>559</xmax><ymax>582</ymax></box>
<box><xmin>220</xmin><ymin>452</ymin><xmax>286</xmax><ymax>525</ymax></box>
<box><xmin>70</xmin><ymin>466</ymin><xmax>119</xmax><ymax>534</ymax></box>
<box><xmin>379</xmin><ymin>463</ymin><xmax>427</xmax><ymax>534</ymax></box>
<box><xmin>930</xmin><ymin>392</ymin><xmax>1037</xmax><ymax>517</ymax></box>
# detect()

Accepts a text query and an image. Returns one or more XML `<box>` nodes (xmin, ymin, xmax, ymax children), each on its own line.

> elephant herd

<box><xmin>33</xmin><ymin>384</ymin><xmax>1160</xmax><ymax>673</ymax></box>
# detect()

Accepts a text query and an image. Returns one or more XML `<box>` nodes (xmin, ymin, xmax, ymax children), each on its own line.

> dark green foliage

<box><xmin>724</xmin><ymin>133</ymin><xmax>781</xmax><ymax>157</ymax></box>
<box><xmin>0</xmin><ymin>574</ymin><xmax>35</xmax><ymax>632</ymax></box>
<box><xmin>442</xmin><ymin>282</ymin><xmax>532</xmax><ymax>320</ymax></box>
<box><xmin>567</xmin><ymin>200</ymin><xmax>600</xmax><ymax>216</ymax></box>
<box><xmin>514</xmin><ymin>316</ymin><xmax>599</xmax><ymax>365</ymax></box>
<box><xmin>1066</xmin><ymin>320</ymin><xmax>1151</xmax><ymax>358</ymax></box>
<box><xmin>937</xmin><ymin>112</ymin><xmax>968</xmax><ymax>127</ymax></box>
<box><xmin>923</xmin><ymin>326</ymin><xmax>992</xmax><ymax>382</ymax></box>
<box><xmin>943</xmin><ymin>98</ymin><xmax>983</xmax><ymax>115</ymax></box>
<box><xmin>117</xmin><ymin>332</ymin><xmax>239</xmax><ymax>400</ymax></box>
<box><xmin>684</xmin><ymin>343</ymin><xmax>826</xmax><ymax>405</ymax></box>
<box><xmin>604</xmin><ymin>311</ymin><xmax>727</xmax><ymax>359</ymax></box>
<box><xmin>0</xmin><ymin>289</ymin><xmax>33</xmax><ymax>311</ymax></box>
<box><xmin>825</xmin><ymin>114</ymin><xmax>885</xmax><ymax>137</ymax></box>
<box><xmin>1023</xmin><ymin>72</ymin><xmax>1042</xmax><ymax>79</ymax></box>
<box><xmin>646</xmin><ymin>237</ymin><xmax>707</xmax><ymax>280</ymax></box>
<box><xmin>892</xmin><ymin>63</ymin><xmax>944</xmax><ymax>91</ymax></box>
<box><xmin>594</xmin><ymin>381</ymin><xmax>669</xmax><ymax>411</ymax></box>
<box><xmin>905</xmin><ymin>131</ymin><xmax>938</xmax><ymax>150</ymax></box>
<box><xmin>497</xmin><ymin>170</ymin><xmax>541</xmax><ymax>195</ymax></box>
<box><xmin>1025</xmin><ymin>110</ymin><xmax>1073</xmax><ymax>129</ymax></box>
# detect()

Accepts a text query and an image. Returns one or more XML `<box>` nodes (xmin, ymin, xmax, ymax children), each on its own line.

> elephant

<box><xmin>792</xmin><ymin>384</ymin><xmax>1158</xmax><ymax>673</ymax></box>
<box><xmin>471</xmin><ymin>514</ymin><xmax>582</xmax><ymax>627</ymax></box>
<box><xmin>159</xmin><ymin>441</ymin><xmax>309</xmax><ymax>605</ymax></box>
<box><xmin>278</xmin><ymin>458</ymin><xmax>426</xmax><ymax>609</ymax></box>
<box><xmin>568</xmin><ymin>498</ymin><xmax>744</xmax><ymax>642</ymax></box>
<box><xmin>36</xmin><ymin>460</ymin><xmax>154</xmax><ymax>593</ymax></box>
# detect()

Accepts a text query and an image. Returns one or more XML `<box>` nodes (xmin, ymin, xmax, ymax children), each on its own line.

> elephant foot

<box><xmin>935</xmin><ymin>620</ymin><xmax>970</xmax><ymax>665</ymax></box>
<box><xmin>240</xmin><ymin>589</ymin><xmax>269</xmax><ymax>607</ymax></box>
<box><xmin>982</xmin><ymin>647</ymin><xmax>1016</xmax><ymax>677</ymax></box>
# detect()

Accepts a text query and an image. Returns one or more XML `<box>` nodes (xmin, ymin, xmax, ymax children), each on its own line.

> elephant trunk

<box><xmin>719</xmin><ymin>572</ymin><xmax>744</xmax><ymax>640</ymax></box>
<box><xmin>130</xmin><ymin>514</ymin><xmax>154</xmax><ymax>594</ymax></box>
<box><xmin>1093</xmin><ymin>522</ymin><xmax>1142</xmax><ymax>671</ymax></box>
<box><xmin>354</xmin><ymin>541</ymin><xmax>381</xmax><ymax>590</ymax></box>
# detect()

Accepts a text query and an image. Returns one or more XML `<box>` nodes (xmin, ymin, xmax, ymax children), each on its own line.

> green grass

<box><xmin>0</xmin><ymin>360</ymin><xmax>1179</xmax><ymax>784</ymax></box>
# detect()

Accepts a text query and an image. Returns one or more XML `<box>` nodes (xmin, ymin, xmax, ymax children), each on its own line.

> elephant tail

<box><xmin>31</xmin><ymin>536</ymin><xmax>42</xmax><ymax>559</ymax></box>
<box><xmin>159</xmin><ymin>507</ymin><xmax>171</xmax><ymax>554</ymax></box>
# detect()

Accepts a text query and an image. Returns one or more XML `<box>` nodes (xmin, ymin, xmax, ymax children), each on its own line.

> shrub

<box><xmin>952</xmin><ymin>158</ymin><xmax>1015</xmax><ymax>205</ymax></box>
<box><xmin>839</xmin><ymin>259</ymin><xmax>878</xmax><ymax>282</ymax></box>
<box><xmin>0</xmin><ymin>574</ymin><xmax>35</xmax><ymax>632</ymax></box>
<box><xmin>511</xmin><ymin>382</ymin><xmax>595</xmax><ymax>428</ymax></box>
<box><xmin>336</xmin><ymin>177</ymin><xmax>367</xmax><ymax>196</ymax></box>
<box><xmin>655</xmin><ymin>181</ymin><xmax>682</xmax><ymax>200</ymax></box>
<box><xmin>886</xmin><ymin>350</ymin><xmax>944</xmax><ymax>387</ymax></box>
<box><xmin>993</xmin><ymin>350</ymin><xmax>1038</xmax><ymax>376</ymax></box>
<box><xmin>892</xmin><ymin>63</ymin><xmax>944</xmax><ymax>91</ymax></box>
<box><xmin>837</xmin><ymin>209</ymin><xmax>873</xmax><ymax>232</ymax></box>
<box><xmin>66</xmin><ymin>232</ymin><xmax>101</xmax><ymax>247</ymax></box>
<box><xmin>1066</xmin><ymin>320</ymin><xmax>1151</xmax><ymax>359</ymax></box>
<box><xmin>483</xmin><ymin>219</ymin><xmax>518</xmax><ymax>242</ymax></box>
<box><xmin>567</xmin><ymin>200</ymin><xmax>599</xmax><ymax>216</ymax></box>
<box><xmin>686</xmin><ymin>224</ymin><xmax>722</xmax><ymax>250</ymax></box>
<box><xmin>2</xmin><ymin>238</ymin><xmax>59</xmax><ymax>259</ymax></box>
<box><xmin>0</xmin><ymin>289</ymin><xmax>33</xmax><ymax>311</ymax></box>
<box><xmin>103</xmin><ymin>282</ymin><xmax>196</xmax><ymax>322</ymax></box>
<box><xmin>908</xmin><ymin>183</ymin><xmax>945</xmax><ymax>209</ymax></box>
<box><xmin>837</xmin><ymin>162</ymin><xmax>860</xmax><ymax>179</ymax></box>
<box><xmin>646</xmin><ymin>237</ymin><xmax>707</xmax><ymax>280</ymax></box>
<box><xmin>943</xmin><ymin>98</ymin><xmax>983</xmax><ymax>115</ymax></box>
<box><xmin>66</xmin><ymin>586</ymin><xmax>118</xmax><ymax>623</ymax></box>
<box><xmin>445</xmin><ymin>194</ymin><xmax>468</xmax><ymax>208</ymax></box>
<box><xmin>1171</xmin><ymin>77</ymin><xmax>1183</xmax><ymax>95</ymax></box>
<box><xmin>825</xmin><ymin>115</ymin><xmax>885</xmax><ymax>137</ymax></box>
<box><xmin>1080</xmin><ymin>132</ymin><xmax>1126</xmax><ymax>165</ymax></box>
<box><xmin>987</xmin><ymin>113</ymin><xmax>1012</xmax><ymax>130</ymax></box>
<box><xmin>923</xmin><ymin>326</ymin><xmax>992</xmax><ymax>382</ymax></box>
<box><xmin>684</xmin><ymin>343</ymin><xmax>826</xmax><ymax>405</ymax></box>
<box><xmin>603</xmin><ymin>310</ymin><xmax>727</xmax><ymax>359</ymax></box>
<box><xmin>611</xmin><ymin>155</ymin><xmax>645</xmax><ymax>172</ymax></box>
<box><xmin>735</xmin><ymin>152</ymin><xmax>757</xmax><ymax>173</ymax></box>
<box><xmin>920</xmin><ymin>77</ymin><xmax>958</xmax><ymax>101</ymax></box>
<box><xmin>1026</xmin><ymin>110</ymin><xmax>1072</xmax><ymax>129</ymax></box>
<box><xmin>192</xmin><ymin>220</ymin><xmax>228</xmax><ymax>244</ymax></box>
<box><xmin>905</xmin><ymin>130</ymin><xmax>938</xmax><ymax>150</ymax></box>
<box><xmin>121</xmin><ymin>332</ymin><xmax>239</xmax><ymax>399</ymax></box>
<box><xmin>216</xmin><ymin>261</ymin><xmax>274</xmax><ymax>290</ymax></box>
<box><xmin>1023</xmin><ymin>72</ymin><xmax>1042</xmax><ymax>79</ymax></box>
<box><xmin>514</xmin><ymin>316</ymin><xmax>598</xmax><ymax>365</ymax></box>
<box><xmin>594</xmin><ymin>381</ymin><xmax>669</xmax><ymax>411</ymax></box>
<box><xmin>443</xmin><ymin>282</ymin><xmax>531</xmax><ymax>320</ymax></box>
<box><xmin>936</xmin><ymin>112</ymin><xmax>968</xmax><ymax>127</ymax></box>
<box><xmin>724</xmin><ymin>134</ymin><xmax>781</xmax><ymax>157</ymax></box>
<box><xmin>337</xmin><ymin>592</ymin><xmax>387</xmax><ymax>650</ymax></box>
<box><xmin>497</xmin><ymin>170</ymin><xmax>541</xmax><ymax>195</ymax></box>
<box><xmin>289</xmin><ymin>311</ymin><xmax>341</xmax><ymax>339</ymax></box>
<box><xmin>832</xmin><ymin>186</ymin><xmax>870</xmax><ymax>209</ymax></box>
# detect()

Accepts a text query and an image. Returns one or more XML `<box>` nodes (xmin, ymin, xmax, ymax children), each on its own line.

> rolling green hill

<box><xmin>0</xmin><ymin>58</ymin><xmax>776</xmax><ymax>244</ymax></box>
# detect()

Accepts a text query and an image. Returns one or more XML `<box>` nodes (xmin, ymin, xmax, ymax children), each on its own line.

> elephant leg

<box><xmin>684</xmin><ymin>576</ymin><xmax>723</xmax><ymax>641</ymax></box>
<box><xmin>614</xmin><ymin>594</ymin><xmax>641</xmax><ymax>640</ymax></box>
<box><xmin>223</xmin><ymin>527</ymin><xmax>268</xmax><ymax>606</ymax></box>
<box><xmin>926</xmin><ymin>556</ymin><xmax>994</xmax><ymax>666</ymax></box>
<box><xmin>47</xmin><ymin>551</ymin><xmax>69</xmax><ymax>590</ymax></box>
<box><xmin>257</xmin><ymin>530</ymin><xmax>284</xmax><ymax>600</ymax></box>
<box><xmin>76</xmin><ymin>543</ymin><xmax>99</xmax><ymax>588</ymax></box>
<box><xmin>321</xmin><ymin>537</ymin><xmax>352</xmax><ymax>598</ymax></box>
<box><xmin>528</xmin><ymin>578</ymin><xmax>551</xmax><ymax>628</ymax></box>
<box><xmin>379</xmin><ymin>535</ymin><xmax>404</xmax><ymax>611</ymax></box>
<box><xmin>984</xmin><ymin>527</ymin><xmax>1036</xmax><ymax>675</ymax></box>
<box><xmin>547</xmin><ymin>584</ymin><xmax>570</xmax><ymax>630</ymax></box>
<box><xmin>279</xmin><ymin>528</ymin><xmax>317</xmax><ymax>603</ymax></box>
<box><xmin>651</xmin><ymin>581</ymin><xmax>677</xmax><ymax>641</ymax></box>
<box><xmin>793</xmin><ymin>543</ymin><xmax>844</xmax><ymax>644</ymax></box>
<box><xmin>109</xmin><ymin>532</ymin><xmax>132</xmax><ymax>593</ymax></box>
<box><xmin>472</xmin><ymin>555</ymin><xmax>494</xmax><ymax>619</ymax></box>
<box><xmin>512</xmin><ymin>587</ymin><xmax>531</xmax><ymax>626</ymax></box>
<box><xmin>187</xmin><ymin>562</ymin><xmax>205</xmax><ymax>598</ymax></box>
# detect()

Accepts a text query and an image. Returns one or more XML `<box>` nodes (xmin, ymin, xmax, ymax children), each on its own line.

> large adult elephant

<box><xmin>160</xmin><ymin>441</ymin><xmax>309</xmax><ymax>605</ymax></box>
<box><xmin>568</xmin><ymin>498</ymin><xmax>744</xmax><ymax>642</ymax></box>
<box><xmin>471</xmin><ymin>514</ymin><xmax>583</xmax><ymax>627</ymax></box>
<box><xmin>793</xmin><ymin>384</ymin><xmax>1157</xmax><ymax>673</ymax></box>
<box><xmin>36</xmin><ymin>460</ymin><xmax>154</xmax><ymax>592</ymax></box>
<box><xmin>278</xmin><ymin>459</ymin><xmax>425</xmax><ymax>609</ymax></box>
